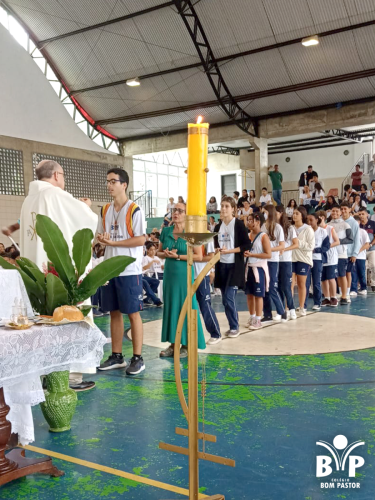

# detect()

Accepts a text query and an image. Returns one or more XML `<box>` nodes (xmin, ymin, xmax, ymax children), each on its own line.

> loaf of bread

<box><xmin>52</xmin><ymin>305</ymin><xmax>84</xmax><ymax>322</ymax></box>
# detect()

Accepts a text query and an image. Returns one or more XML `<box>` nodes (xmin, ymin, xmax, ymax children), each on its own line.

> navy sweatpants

<box><xmin>196</xmin><ymin>276</ymin><xmax>221</xmax><ymax>338</ymax></box>
<box><xmin>304</xmin><ymin>260</ymin><xmax>323</xmax><ymax>308</ymax></box>
<box><xmin>263</xmin><ymin>261</ymin><xmax>285</xmax><ymax>317</ymax></box>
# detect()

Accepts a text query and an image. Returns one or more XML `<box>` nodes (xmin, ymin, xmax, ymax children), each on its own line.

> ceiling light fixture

<box><xmin>126</xmin><ymin>77</ymin><xmax>141</xmax><ymax>87</ymax></box>
<box><xmin>301</xmin><ymin>35</ymin><xmax>319</xmax><ymax>47</ymax></box>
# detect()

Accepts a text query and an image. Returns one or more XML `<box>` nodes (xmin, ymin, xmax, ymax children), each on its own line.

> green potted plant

<box><xmin>0</xmin><ymin>214</ymin><xmax>135</xmax><ymax>432</ymax></box>
<box><xmin>0</xmin><ymin>214</ymin><xmax>134</xmax><ymax>316</ymax></box>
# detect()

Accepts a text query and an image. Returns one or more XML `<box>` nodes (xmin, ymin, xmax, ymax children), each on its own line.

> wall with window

<box><xmin>133</xmin><ymin>151</ymin><xmax>188</xmax><ymax>217</ymax></box>
<box><xmin>132</xmin><ymin>149</ymin><xmax>247</xmax><ymax>216</ymax></box>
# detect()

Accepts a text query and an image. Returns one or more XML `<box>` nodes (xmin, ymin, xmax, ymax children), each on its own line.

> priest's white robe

<box><xmin>20</xmin><ymin>180</ymin><xmax>99</xmax><ymax>378</ymax></box>
<box><xmin>20</xmin><ymin>180</ymin><xmax>98</xmax><ymax>268</ymax></box>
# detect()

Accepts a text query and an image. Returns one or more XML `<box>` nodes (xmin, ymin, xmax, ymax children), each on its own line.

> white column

<box><xmin>249</xmin><ymin>137</ymin><xmax>268</xmax><ymax>199</ymax></box>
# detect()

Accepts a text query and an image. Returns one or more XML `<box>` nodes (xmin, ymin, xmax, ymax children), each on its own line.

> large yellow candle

<box><xmin>186</xmin><ymin>121</ymin><xmax>209</xmax><ymax>216</ymax></box>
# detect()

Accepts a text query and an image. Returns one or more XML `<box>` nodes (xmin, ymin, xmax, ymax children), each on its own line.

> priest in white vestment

<box><xmin>20</xmin><ymin>159</ymin><xmax>98</xmax><ymax>392</ymax></box>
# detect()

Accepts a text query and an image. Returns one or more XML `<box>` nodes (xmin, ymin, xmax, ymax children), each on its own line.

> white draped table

<box><xmin>0</xmin><ymin>321</ymin><xmax>106</xmax><ymax>445</ymax></box>
<box><xmin>0</xmin><ymin>269</ymin><xmax>33</xmax><ymax>320</ymax></box>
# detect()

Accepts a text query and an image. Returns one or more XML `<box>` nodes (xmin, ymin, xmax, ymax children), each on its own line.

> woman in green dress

<box><xmin>157</xmin><ymin>203</ymin><xmax>206</xmax><ymax>358</ymax></box>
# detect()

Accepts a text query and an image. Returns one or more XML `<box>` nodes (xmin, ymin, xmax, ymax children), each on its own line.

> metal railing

<box><xmin>340</xmin><ymin>153</ymin><xmax>365</xmax><ymax>198</ymax></box>
<box><xmin>281</xmin><ymin>189</ymin><xmax>300</xmax><ymax>207</ymax></box>
<box><xmin>129</xmin><ymin>190</ymin><xmax>153</xmax><ymax>218</ymax></box>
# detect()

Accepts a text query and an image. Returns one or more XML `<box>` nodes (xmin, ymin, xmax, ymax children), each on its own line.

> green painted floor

<box><xmin>2</xmin><ymin>292</ymin><xmax>375</xmax><ymax>499</ymax></box>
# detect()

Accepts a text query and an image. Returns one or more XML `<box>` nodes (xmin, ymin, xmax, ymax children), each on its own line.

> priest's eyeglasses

<box><xmin>106</xmin><ymin>179</ymin><xmax>124</xmax><ymax>185</ymax></box>
<box><xmin>172</xmin><ymin>208</ymin><xmax>185</xmax><ymax>214</ymax></box>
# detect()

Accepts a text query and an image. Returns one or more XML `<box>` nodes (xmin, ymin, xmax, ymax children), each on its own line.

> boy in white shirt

<box><xmin>142</xmin><ymin>242</ymin><xmax>163</xmax><ymax>306</ymax></box>
<box><xmin>237</xmin><ymin>200</ymin><xmax>253</xmax><ymax>221</ymax></box>
<box><xmin>97</xmin><ymin>168</ymin><xmax>146</xmax><ymax>375</ymax></box>
<box><xmin>352</xmin><ymin>215</ymin><xmax>370</xmax><ymax>295</ymax></box>
<box><xmin>259</xmin><ymin>188</ymin><xmax>272</xmax><ymax>206</ymax></box>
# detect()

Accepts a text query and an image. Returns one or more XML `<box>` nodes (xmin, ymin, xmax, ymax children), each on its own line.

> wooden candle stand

<box><xmin>0</xmin><ymin>387</ymin><xmax>64</xmax><ymax>486</ymax></box>
<box><xmin>159</xmin><ymin>225</ymin><xmax>234</xmax><ymax>500</ymax></box>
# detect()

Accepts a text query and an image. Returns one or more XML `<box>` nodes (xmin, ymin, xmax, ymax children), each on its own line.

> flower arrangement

<box><xmin>0</xmin><ymin>215</ymin><xmax>134</xmax><ymax>316</ymax></box>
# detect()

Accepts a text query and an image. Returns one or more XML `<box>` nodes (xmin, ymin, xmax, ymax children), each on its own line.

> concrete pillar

<box><xmin>363</xmin><ymin>153</ymin><xmax>369</xmax><ymax>175</ymax></box>
<box><xmin>249</xmin><ymin>137</ymin><xmax>268</xmax><ymax>199</ymax></box>
<box><xmin>123</xmin><ymin>156</ymin><xmax>134</xmax><ymax>191</ymax></box>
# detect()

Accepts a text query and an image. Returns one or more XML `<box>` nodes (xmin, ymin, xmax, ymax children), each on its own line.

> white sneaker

<box><xmin>358</xmin><ymin>289</ymin><xmax>367</xmax><ymax>295</ymax></box>
<box><xmin>347</xmin><ymin>297</ymin><xmax>351</xmax><ymax>303</ymax></box>
<box><xmin>349</xmin><ymin>291</ymin><xmax>357</xmax><ymax>297</ymax></box>
<box><xmin>312</xmin><ymin>305</ymin><xmax>321</xmax><ymax>311</ymax></box>
<box><xmin>207</xmin><ymin>336</ymin><xmax>222</xmax><ymax>345</ymax></box>
<box><xmin>246</xmin><ymin>317</ymin><xmax>254</xmax><ymax>327</ymax></box>
<box><xmin>289</xmin><ymin>309</ymin><xmax>297</xmax><ymax>320</ymax></box>
<box><xmin>273</xmin><ymin>314</ymin><xmax>282</xmax><ymax>321</ymax></box>
<box><xmin>300</xmin><ymin>308</ymin><xmax>307</xmax><ymax>316</ymax></box>
<box><xmin>214</xmin><ymin>289</ymin><xmax>221</xmax><ymax>296</ymax></box>
<box><xmin>249</xmin><ymin>319</ymin><xmax>262</xmax><ymax>330</ymax></box>
<box><xmin>227</xmin><ymin>329</ymin><xmax>240</xmax><ymax>338</ymax></box>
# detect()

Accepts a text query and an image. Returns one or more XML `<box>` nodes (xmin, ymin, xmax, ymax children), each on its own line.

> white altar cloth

<box><xmin>0</xmin><ymin>269</ymin><xmax>33</xmax><ymax>320</ymax></box>
<box><xmin>0</xmin><ymin>321</ymin><xmax>106</xmax><ymax>444</ymax></box>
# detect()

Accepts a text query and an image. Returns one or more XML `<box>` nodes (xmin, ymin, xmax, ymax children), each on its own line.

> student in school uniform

<box><xmin>259</xmin><ymin>188</ymin><xmax>272</xmax><ymax>207</ymax></box>
<box><xmin>214</xmin><ymin>196</ymin><xmax>252</xmax><ymax>338</ymax></box>
<box><xmin>248</xmin><ymin>190</ymin><xmax>257</xmax><ymax>208</ymax></box>
<box><xmin>142</xmin><ymin>242</ymin><xmax>163</xmax><ymax>307</ymax></box>
<box><xmin>353</xmin><ymin>214</ymin><xmax>370</xmax><ymax>296</ymax></box>
<box><xmin>195</xmin><ymin>241</ymin><xmax>221</xmax><ymax>345</ymax></box>
<box><xmin>327</xmin><ymin>205</ymin><xmax>353</xmax><ymax>305</ymax></box>
<box><xmin>340</xmin><ymin>202</ymin><xmax>360</xmax><ymax>302</ymax></box>
<box><xmin>305</xmin><ymin>213</ymin><xmax>330</xmax><ymax>311</ymax></box>
<box><xmin>316</xmin><ymin>211</ymin><xmax>340</xmax><ymax>307</ymax></box>
<box><xmin>276</xmin><ymin>205</ymin><xmax>299</xmax><ymax>320</ymax></box>
<box><xmin>97</xmin><ymin>168</ymin><xmax>146</xmax><ymax>375</ymax></box>
<box><xmin>292</xmin><ymin>206</ymin><xmax>315</xmax><ymax>316</ymax></box>
<box><xmin>367</xmin><ymin>180</ymin><xmax>375</xmax><ymax>203</ymax></box>
<box><xmin>261</xmin><ymin>204</ymin><xmax>287</xmax><ymax>323</ymax></box>
<box><xmin>237</xmin><ymin>200</ymin><xmax>253</xmax><ymax>221</ymax></box>
<box><xmin>286</xmin><ymin>199</ymin><xmax>297</xmax><ymax>219</ymax></box>
<box><xmin>358</xmin><ymin>207</ymin><xmax>375</xmax><ymax>292</ymax></box>
<box><xmin>244</xmin><ymin>213</ymin><xmax>272</xmax><ymax>330</ymax></box>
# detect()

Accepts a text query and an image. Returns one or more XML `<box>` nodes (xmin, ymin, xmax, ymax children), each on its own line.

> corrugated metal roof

<box><xmin>220</xmin><ymin>50</ymin><xmax>293</xmax><ymax>95</ymax></box>
<box><xmin>295</xmin><ymin>78</ymin><xmax>375</xmax><ymax>106</ymax></box>
<box><xmin>279</xmin><ymin>31</ymin><xmax>365</xmax><ymax>83</ymax></box>
<box><xmin>4</xmin><ymin>0</ymin><xmax>375</xmax><ymax>139</ymax></box>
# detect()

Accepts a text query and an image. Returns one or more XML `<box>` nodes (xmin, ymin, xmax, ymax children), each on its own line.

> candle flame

<box><xmin>196</xmin><ymin>115</ymin><xmax>203</xmax><ymax>124</ymax></box>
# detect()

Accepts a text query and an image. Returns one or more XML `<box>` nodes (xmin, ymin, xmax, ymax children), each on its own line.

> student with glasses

<box><xmin>157</xmin><ymin>203</ymin><xmax>205</xmax><ymax>358</ymax></box>
<box><xmin>97</xmin><ymin>168</ymin><xmax>146</xmax><ymax>375</ymax></box>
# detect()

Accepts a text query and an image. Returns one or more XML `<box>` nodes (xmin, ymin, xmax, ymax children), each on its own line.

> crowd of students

<box><xmin>210</xmin><ymin>196</ymin><xmax>375</xmax><ymax>335</ymax></box>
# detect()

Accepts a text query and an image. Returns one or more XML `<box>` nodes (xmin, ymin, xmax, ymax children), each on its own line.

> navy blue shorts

<box><xmin>101</xmin><ymin>275</ymin><xmax>143</xmax><ymax>314</ymax></box>
<box><xmin>292</xmin><ymin>262</ymin><xmax>311</xmax><ymax>276</ymax></box>
<box><xmin>245</xmin><ymin>267</ymin><xmax>266</xmax><ymax>297</ymax></box>
<box><xmin>322</xmin><ymin>265</ymin><xmax>338</xmax><ymax>281</ymax></box>
<box><xmin>346</xmin><ymin>259</ymin><xmax>355</xmax><ymax>273</ymax></box>
<box><xmin>338</xmin><ymin>258</ymin><xmax>348</xmax><ymax>278</ymax></box>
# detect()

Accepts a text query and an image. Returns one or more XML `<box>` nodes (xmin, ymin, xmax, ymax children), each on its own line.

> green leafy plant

<box><xmin>0</xmin><ymin>214</ymin><xmax>135</xmax><ymax>316</ymax></box>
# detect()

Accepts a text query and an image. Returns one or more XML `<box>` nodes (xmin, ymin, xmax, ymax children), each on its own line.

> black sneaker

<box><xmin>261</xmin><ymin>317</ymin><xmax>273</xmax><ymax>324</ymax></box>
<box><xmin>372</xmin><ymin>286</ymin><xmax>375</xmax><ymax>292</ymax></box>
<box><xmin>126</xmin><ymin>356</ymin><xmax>145</xmax><ymax>375</ymax></box>
<box><xmin>281</xmin><ymin>312</ymin><xmax>288</xmax><ymax>323</ymax></box>
<box><xmin>98</xmin><ymin>354</ymin><xmax>127</xmax><ymax>371</ymax></box>
<box><xmin>156</xmin><ymin>301</ymin><xmax>163</xmax><ymax>308</ymax></box>
<box><xmin>69</xmin><ymin>381</ymin><xmax>96</xmax><ymax>392</ymax></box>
<box><xmin>340</xmin><ymin>298</ymin><xmax>349</xmax><ymax>305</ymax></box>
